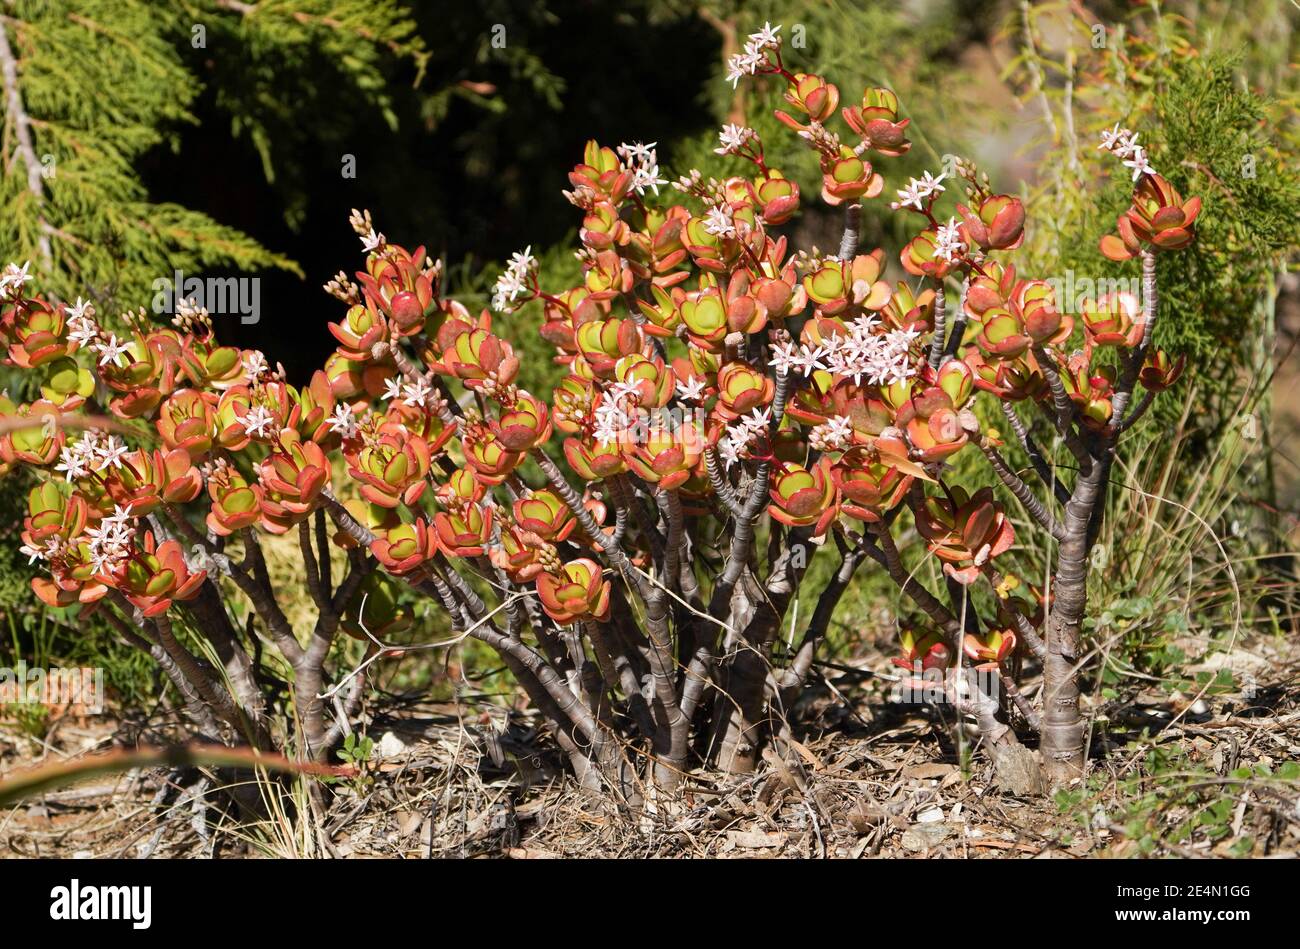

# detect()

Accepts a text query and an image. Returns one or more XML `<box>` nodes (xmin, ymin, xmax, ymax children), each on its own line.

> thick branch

<box><xmin>299</xmin><ymin>520</ymin><xmax>331</xmax><ymax>617</ymax></box>
<box><xmin>928</xmin><ymin>283</ymin><xmax>947</xmax><ymax>370</ymax></box>
<box><xmin>1114</xmin><ymin>388</ymin><xmax>1155</xmax><ymax>435</ymax></box>
<box><xmin>1110</xmin><ymin>249</ymin><xmax>1158</xmax><ymax>428</ymax></box>
<box><xmin>314</xmin><ymin>508</ymin><xmax>332</xmax><ymax>592</ymax></box>
<box><xmin>981</xmin><ymin>568</ymin><xmax>1049</xmax><ymax>664</ymax></box>
<box><xmin>1001</xmin><ymin>401</ymin><xmax>1070</xmax><ymax>506</ymax></box>
<box><xmin>838</xmin><ymin>201</ymin><xmax>862</xmax><ymax>260</ymax></box>
<box><xmin>999</xmin><ymin>670</ymin><xmax>1042</xmax><ymax>731</ymax></box>
<box><xmin>704</xmin><ymin>447</ymin><xmax>743</xmax><ymax>517</ymax></box>
<box><xmin>533</xmin><ymin>449</ymin><xmax>650</xmax><ymax>602</ymax></box>
<box><xmin>975</xmin><ymin>434</ymin><xmax>1064</xmax><ymax>540</ymax></box>
<box><xmin>780</xmin><ymin>533</ymin><xmax>866</xmax><ymax>693</ymax></box>
<box><xmin>868</xmin><ymin>526</ymin><xmax>963</xmax><ymax>639</ymax></box>
<box><xmin>1032</xmin><ymin>345</ymin><xmax>1093</xmax><ymax>472</ymax></box>
<box><xmin>102</xmin><ymin>606</ymin><xmax>223</xmax><ymax>741</ymax></box>
<box><xmin>943</xmin><ymin>276</ymin><xmax>969</xmax><ymax>361</ymax></box>
<box><xmin>708</xmin><ymin>368</ymin><xmax>789</xmax><ymax>615</ymax></box>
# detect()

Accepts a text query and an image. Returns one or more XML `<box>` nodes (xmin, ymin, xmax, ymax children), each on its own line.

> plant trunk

<box><xmin>1040</xmin><ymin>455</ymin><xmax>1109</xmax><ymax>786</ymax></box>
<box><xmin>294</xmin><ymin>664</ymin><xmax>331</xmax><ymax>761</ymax></box>
<box><xmin>710</xmin><ymin>532</ymin><xmax>808</xmax><ymax>773</ymax></box>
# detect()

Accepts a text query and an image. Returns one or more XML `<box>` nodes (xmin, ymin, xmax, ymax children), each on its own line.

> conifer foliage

<box><xmin>0</xmin><ymin>0</ymin><xmax>424</xmax><ymax>307</ymax></box>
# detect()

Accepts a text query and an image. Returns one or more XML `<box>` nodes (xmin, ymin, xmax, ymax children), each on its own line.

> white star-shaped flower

<box><xmin>68</xmin><ymin>317</ymin><xmax>99</xmax><ymax>347</ymax></box>
<box><xmin>66</xmin><ymin>297</ymin><xmax>94</xmax><ymax>321</ymax></box>
<box><xmin>103</xmin><ymin>504</ymin><xmax>136</xmax><ymax>529</ymax></box>
<box><xmin>241</xmin><ymin>405</ymin><xmax>277</xmax><ymax>439</ymax></box>
<box><xmin>491</xmin><ymin>257</ymin><xmax>530</xmax><ymax>312</ymax></box>
<box><xmin>894</xmin><ymin>180</ymin><xmax>925</xmax><ymax>211</ymax></box>
<box><xmin>769</xmin><ymin>342</ymin><xmax>798</xmax><ymax>376</ymax></box>
<box><xmin>637</xmin><ymin>164</ymin><xmax>669</xmax><ymax>196</ymax></box>
<box><xmin>508</xmin><ymin>246</ymin><xmax>536</xmax><ymax>273</ymax></box>
<box><xmin>55</xmin><ymin>445</ymin><xmax>90</xmax><ymax>482</ymax></box>
<box><xmin>1122</xmin><ymin>146</ymin><xmax>1155</xmax><ymax>181</ymax></box>
<box><xmin>593</xmin><ymin>415</ymin><xmax>624</xmax><ymax>447</ymax></box>
<box><xmin>1112</xmin><ymin>130</ymin><xmax>1140</xmax><ymax>160</ymax></box>
<box><xmin>617</xmin><ymin>142</ymin><xmax>657</xmax><ymax>164</ymax></box>
<box><xmin>741</xmin><ymin>406</ymin><xmax>772</xmax><ymax>433</ymax></box>
<box><xmin>725</xmin><ymin>50</ymin><xmax>764</xmax><ymax>88</ymax></box>
<box><xmin>821</xmin><ymin>415</ymin><xmax>853</xmax><ymax>445</ymax></box>
<box><xmin>715</xmin><ymin>124</ymin><xmax>755</xmax><ymax>156</ymax></box>
<box><xmin>717</xmin><ymin>435</ymin><xmax>743</xmax><ymax>469</ymax></box>
<box><xmin>0</xmin><ymin>261</ymin><xmax>33</xmax><ymax>295</ymax></box>
<box><xmin>702</xmin><ymin>204</ymin><xmax>737</xmax><ymax>239</ymax></box>
<box><xmin>850</xmin><ymin>313</ymin><xmax>881</xmax><ymax>339</ymax></box>
<box><xmin>934</xmin><ymin>216</ymin><xmax>967</xmax><ymax>263</ymax></box>
<box><xmin>242</xmin><ymin>350</ymin><xmax>269</xmax><ymax>382</ymax></box>
<box><xmin>747</xmin><ymin>22</ymin><xmax>781</xmax><ymax>51</ymax></box>
<box><xmin>1098</xmin><ymin>123</ymin><xmax>1128</xmax><ymax>152</ymax></box>
<box><xmin>94</xmin><ymin>435</ymin><xmax>131</xmax><ymax>471</ymax></box>
<box><xmin>327</xmin><ymin>403</ymin><xmax>359</xmax><ymax>439</ymax></box>
<box><xmin>675</xmin><ymin>376</ymin><xmax>706</xmax><ymax>402</ymax></box>
<box><xmin>94</xmin><ymin>334</ymin><xmax>132</xmax><ymax>368</ymax></box>
<box><xmin>89</xmin><ymin>544</ymin><xmax>128</xmax><ymax>576</ymax></box>
<box><xmin>401</xmin><ymin>377</ymin><xmax>434</xmax><ymax>409</ymax></box>
<box><xmin>918</xmin><ymin>170</ymin><xmax>948</xmax><ymax>196</ymax></box>
<box><xmin>791</xmin><ymin>344</ymin><xmax>827</xmax><ymax>377</ymax></box>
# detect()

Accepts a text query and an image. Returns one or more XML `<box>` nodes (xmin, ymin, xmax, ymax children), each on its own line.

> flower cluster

<box><xmin>715</xmin><ymin>124</ymin><xmax>758</xmax><ymax>157</ymax></box>
<box><xmin>1098</xmin><ymin>124</ymin><xmax>1155</xmax><ymax>180</ymax></box>
<box><xmin>892</xmin><ymin>170</ymin><xmax>947</xmax><ymax>212</ymax></box>
<box><xmin>725</xmin><ymin>22</ymin><xmax>783</xmax><ymax>87</ymax></box>
<box><xmin>617</xmin><ymin>141</ymin><xmax>669</xmax><ymax>197</ymax></box>
<box><xmin>491</xmin><ymin>246</ymin><xmax>538</xmax><ymax>312</ymax></box>
<box><xmin>0</xmin><ymin>261</ymin><xmax>34</xmax><ymax>300</ymax></box>
<box><xmin>770</xmin><ymin>316</ymin><xmax>919</xmax><ymax>387</ymax></box>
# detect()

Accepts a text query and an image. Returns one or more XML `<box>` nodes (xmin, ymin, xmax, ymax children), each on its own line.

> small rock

<box><xmin>1192</xmin><ymin>649</ymin><xmax>1268</xmax><ymax>678</ymax></box>
<box><xmin>726</xmin><ymin>829</ymin><xmax>786</xmax><ymax>849</ymax></box>
<box><xmin>901</xmin><ymin>823</ymin><xmax>953</xmax><ymax>852</ymax></box>
<box><xmin>993</xmin><ymin>745</ymin><xmax>1045</xmax><ymax>796</ymax></box>
<box><xmin>846</xmin><ymin>801</ymin><xmax>887</xmax><ymax>833</ymax></box>
<box><xmin>396</xmin><ymin>810</ymin><xmax>423</xmax><ymax>837</ymax></box>
<box><xmin>904</xmin><ymin>762</ymin><xmax>957</xmax><ymax>781</ymax></box>
<box><xmin>376</xmin><ymin>731</ymin><xmax>408</xmax><ymax>759</ymax></box>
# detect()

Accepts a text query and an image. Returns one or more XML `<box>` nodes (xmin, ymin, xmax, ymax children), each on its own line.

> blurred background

<box><xmin>1</xmin><ymin>0</ymin><xmax>1297</xmax><ymax>723</ymax></box>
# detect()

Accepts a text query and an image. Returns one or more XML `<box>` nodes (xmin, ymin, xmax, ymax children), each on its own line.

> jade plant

<box><xmin>0</xmin><ymin>24</ymin><xmax>1195</xmax><ymax>797</ymax></box>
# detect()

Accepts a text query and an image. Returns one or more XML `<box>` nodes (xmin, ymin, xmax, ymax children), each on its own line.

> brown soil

<box><xmin>4</xmin><ymin>631</ymin><xmax>1298</xmax><ymax>859</ymax></box>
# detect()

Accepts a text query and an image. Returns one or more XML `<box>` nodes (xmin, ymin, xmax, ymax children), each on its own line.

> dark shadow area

<box><xmin>136</xmin><ymin>2</ymin><xmax>719</xmax><ymax>382</ymax></box>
